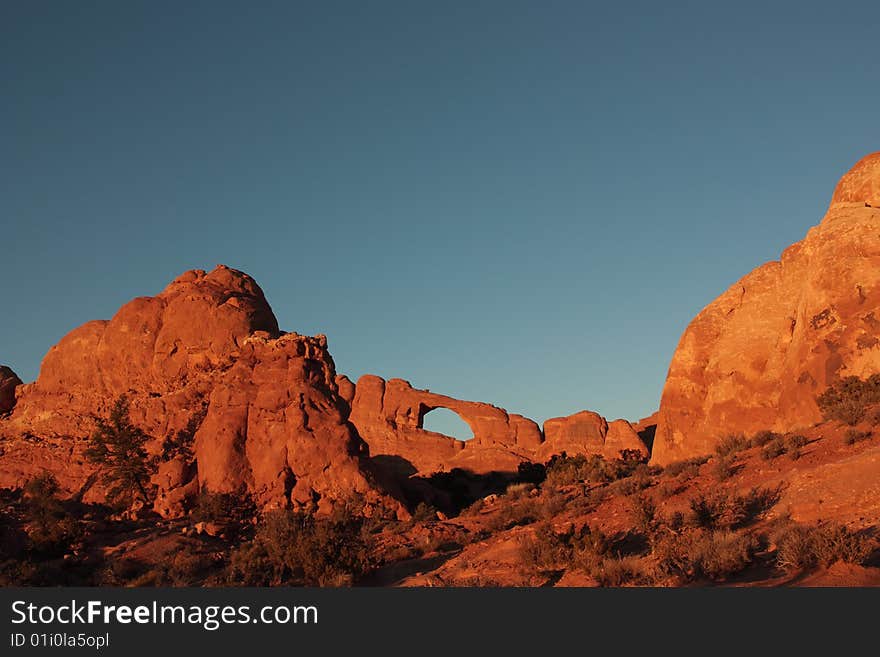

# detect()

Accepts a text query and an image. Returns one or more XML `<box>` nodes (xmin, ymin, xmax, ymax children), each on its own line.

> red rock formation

<box><xmin>0</xmin><ymin>266</ymin><xmax>401</xmax><ymax>517</ymax></box>
<box><xmin>0</xmin><ymin>366</ymin><xmax>21</xmax><ymax>415</ymax></box>
<box><xmin>653</xmin><ymin>152</ymin><xmax>880</xmax><ymax>464</ymax></box>
<box><xmin>349</xmin><ymin>375</ymin><xmax>542</xmax><ymax>474</ymax></box>
<box><xmin>538</xmin><ymin>411</ymin><xmax>648</xmax><ymax>461</ymax></box>
<box><xmin>348</xmin><ymin>375</ymin><xmax>646</xmax><ymax>475</ymax></box>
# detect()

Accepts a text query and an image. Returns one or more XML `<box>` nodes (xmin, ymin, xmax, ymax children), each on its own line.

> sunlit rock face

<box><xmin>653</xmin><ymin>152</ymin><xmax>880</xmax><ymax>464</ymax></box>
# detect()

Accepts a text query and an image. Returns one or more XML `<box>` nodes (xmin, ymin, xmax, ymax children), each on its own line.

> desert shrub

<box><xmin>228</xmin><ymin>508</ymin><xmax>373</xmax><ymax>586</ymax></box>
<box><xmin>630</xmin><ymin>494</ymin><xmax>657</xmax><ymax>535</ymax></box>
<box><xmin>22</xmin><ymin>473</ymin><xmax>81</xmax><ymax>555</ymax></box>
<box><xmin>410</xmin><ymin>502</ymin><xmax>438</xmax><ymax>523</ymax></box>
<box><xmin>85</xmin><ymin>396</ymin><xmax>156</xmax><ymax>508</ymax></box>
<box><xmin>662</xmin><ymin>456</ymin><xmax>709</xmax><ymax>479</ymax></box>
<box><xmin>775</xmin><ymin>523</ymin><xmax>873</xmax><ymax>572</ymax></box>
<box><xmin>716</xmin><ymin>434</ymin><xmax>748</xmax><ymax>457</ymax></box>
<box><xmin>487</xmin><ymin>498</ymin><xmax>541</xmax><ymax>532</ymax></box>
<box><xmin>689</xmin><ymin>486</ymin><xmax>781</xmax><ymax>530</ymax></box>
<box><xmin>544</xmin><ymin>452</ymin><xmax>644</xmax><ymax>488</ymax></box>
<box><xmin>191</xmin><ymin>488</ymin><xmax>256</xmax><ymax>528</ymax></box>
<box><xmin>590</xmin><ymin>556</ymin><xmax>652</xmax><ymax>586</ymax></box>
<box><xmin>654</xmin><ymin>528</ymin><xmax>757</xmax><ymax>581</ymax></box>
<box><xmin>516</xmin><ymin>461</ymin><xmax>546</xmax><ymax>485</ymax></box>
<box><xmin>816</xmin><ymin>374</ymin><xmax>880</xmax><ymax>425</ymax></box>
<box><xmin>712</xmin><ymin>454</ymin><xmax>737</xmax><ymax>481</ymax></box>
<box><xmin>750</xmin><ymin>430</ymin><xmax>779</xmax><ymax>448</ymax></box>
<box><xmin>787</xmin><ymin>434</ymin><xmax>808</xmax><ymax>449</ymax></box>
<box><xmin>761</xmin><ymin>436</ymin><xmax>788</xmax><ymax>461</ymax></box>
<box><xmin>520</xmin><ymin>523</ymin><xmax>612</xmax><ymax>574</ymax></box>
<box><xmin>844</xmin><ymin>428</ymin><xmax>872</xmax><ymax>445</ymax></box>
<box><xmin>506</xmin><ymin>482</ymin><xmax>535</xmax><ymax>498</ymax></box>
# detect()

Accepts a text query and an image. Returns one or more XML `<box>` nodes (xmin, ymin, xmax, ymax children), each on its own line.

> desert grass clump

<box><xmin>775</xmin><ymin>523</ymin><xmax>873</xmax><ymax>572</ymax></box>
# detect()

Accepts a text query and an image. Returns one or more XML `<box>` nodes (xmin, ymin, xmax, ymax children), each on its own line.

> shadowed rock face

<box><xmin>348</xmin><ymin>375</ymin><xmax>647</xmax><ymax>475</ymax></box>
<box><xmin>0</xmin><ymin>366</ymin><xmax>22</xmax><ymax>415</ymax></box>
<box><xmin>653</xmin><ymin>152</ymin><xmax>880</xmax><ymax>464</ymax></box>
<box><xmin>0</xmin><ymin>266</ymin><xmax>402</xmax><ymax>517</ymax></box>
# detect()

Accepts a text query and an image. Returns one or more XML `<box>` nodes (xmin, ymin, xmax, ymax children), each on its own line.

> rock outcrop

<box><xmin>653</xmin><ymin>152</ymin><xmax>880</xmax><ymax>464</ymax></box>
<box><xmin>0</xmin><ymin>266</ymin><xmax>401</xmax><ymax>517</ymax></box>
<box><xmin>0</xmin><ymin>366</ymin><xmax>21</xmax><ymax>415</ymax></box>
<box><xmin>348</xmin><ymin>375</ymin><xmax>647</xmax><ymax>475</ymax></box>
<box><xmin>538</xmin><ymin>411</ymin><xmax>648</xmax><ymax>462</ymax></box>
<box><xmin>349</xmin><ymin>375</ymin><xmax>542</xmax><ymax>474</ymax></box>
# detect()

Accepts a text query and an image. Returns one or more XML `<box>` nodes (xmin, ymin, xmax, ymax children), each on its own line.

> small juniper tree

<box><xmin>85</xmin><ymin>396</ymin><xmax>155</xmax><ymax>508</ymax></box>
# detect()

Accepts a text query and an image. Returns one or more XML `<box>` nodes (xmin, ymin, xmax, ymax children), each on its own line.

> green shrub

<box><xmin>85</xmin><ymin>396</ymin><xmax>156</xmax><ymax>508</ymax></box>
<box><xmin>22</xmin><ymin>473</ymin><xmax>81</xmax><ymax>555</ymax></box>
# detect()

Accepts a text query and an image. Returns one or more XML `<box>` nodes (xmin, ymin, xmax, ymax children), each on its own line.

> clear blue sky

<box><xmin>2</xmin><ymin>2</ymin><xmax>878</xmax><ymax>436</ymax></box>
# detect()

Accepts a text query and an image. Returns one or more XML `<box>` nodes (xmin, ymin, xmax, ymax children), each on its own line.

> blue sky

<box><xmin>2</xmin><ymin>2</ymin><xmax>878</xmax><ymax>437</ymax></box>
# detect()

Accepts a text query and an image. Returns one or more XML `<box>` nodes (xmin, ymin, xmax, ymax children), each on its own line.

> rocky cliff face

<box><xmin>653</xmin><ymin>152</ymin><xmax>880</xmax><ymax>464</ymax></box>
<box><xmin>0</xmin><ymin>266</ymin><xmax>401</xmax><ymax>517</ymax></box>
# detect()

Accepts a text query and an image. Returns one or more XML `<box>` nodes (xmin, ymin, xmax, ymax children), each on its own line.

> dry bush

<box><xmin>775</xmin><ymin>523</ymin><xmax>873</xmax><ymax>572</ymax></box>
<box><xmin>630</xmin><ymin>494</ymin><xmax>657</xmax><ymax>535</ymax></box>
<box><xmin>689</xmin><ymin>486</ymin><xmax>782</xmax><ymax>530</ymax></box>
<box><xmin>228</xmin><ymin>508</ymin><xmax>373</xmax><ymax>586</ymax></box>
<box><xmin>844</xmin><ymin>428</ymin><xmax>872</xmax><ymax>445</ymax></box>
<box><xmin>654</xmin><ymin>528</ymin><xmax>757</xmax><ymax>582</ymax></box>
<box><xmin>661</xmin><ymin>456</ymin><xmax>708</xmax><ymax>479</ymax></box>
<box><xmin>712</xmin><ymin>454</ymin><xmax>737</xmax><ymax>481</ymax></box>
<box><xmin>22</xmin><ymin>473</ymin><xmax>81</xmax><ymax>556</ymax></box>
<box><xmin>590</xmin><ymin>556</ymin><xmax>653</xmax><ymax>586</ymax></box>
<box><xmin>761</xmin><ymin>436</ymin><xmax>788</xmax><ymax>461</ymax></box>
<box><xmin>816</xmin><ymin>375</ymin><xmax>880</xmax><ymax>425</ymax></box>
<box><xmin>750</xmin><ymin>430</ymin><xmax>779</xmax><ymax>448</ymax></box>
<box><xmin>715</xmin><ymin>434</ymin><xmax>749</xmax><ymax>457</ymax></box>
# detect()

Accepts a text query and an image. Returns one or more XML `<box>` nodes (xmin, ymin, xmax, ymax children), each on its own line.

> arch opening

<box><xmin>420</xmin><ymin>407</ymin><xmax>474</xmax><ymax>441</ymax></box>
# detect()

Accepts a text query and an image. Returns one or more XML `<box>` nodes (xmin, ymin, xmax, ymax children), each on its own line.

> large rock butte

<box><xmin>653</xmin><ymin>152</ymin><xmax>880</xmax><ymax>464</ymax></box>
<box><xmin>0</xmin><ymin>266</ymin><xmax>401</xmax><ymax>517</ymax></box>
